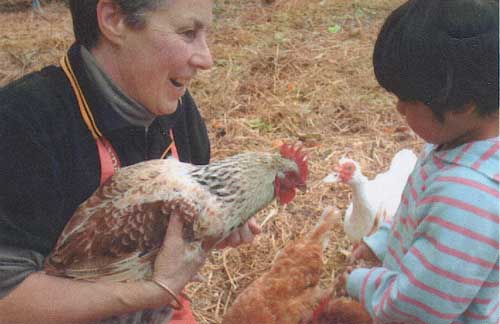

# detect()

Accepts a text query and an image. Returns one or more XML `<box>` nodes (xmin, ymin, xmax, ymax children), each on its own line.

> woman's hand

<box><xmin>215</xmin><ymin>218</ymin><xmax>262</xmax><ymax>249</ymax></box>
<box><xmin>151</xmin><ymin>213</ymin><xmax>207</xmax><ymax>297</ymax></box>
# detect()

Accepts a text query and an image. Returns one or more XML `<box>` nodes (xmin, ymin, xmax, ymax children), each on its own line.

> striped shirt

<box><xmin>347</xmin><ymin>137</ymin><xmax>499</xmax><ymax>323</ymax></box>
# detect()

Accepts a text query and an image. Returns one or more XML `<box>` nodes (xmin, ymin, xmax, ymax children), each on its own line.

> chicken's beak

<box><xmin>322</xmin><ymin>172</ymin><xmax>339</xmax><ymax>184</ymax></box>
<box><xmin>297</xmin><ymin>182</ymin><xmax>307</xmax><ymax>192</ymax></box>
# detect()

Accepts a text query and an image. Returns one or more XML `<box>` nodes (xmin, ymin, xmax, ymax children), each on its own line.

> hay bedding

<box><xmin>0</xmin><ymin>0</ymin><xmax>421</xmax><ymax>323</ymax></box>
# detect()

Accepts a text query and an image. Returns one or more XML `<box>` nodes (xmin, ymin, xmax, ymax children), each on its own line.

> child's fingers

<box><xmin>239</xmin><ymin>223</ymin><xmax>254</xmax><ymax>243</ymax></box>
<box><xmin>351</xmin><ymin>246</ymin><xmax>364</xmax><ymax>260</ymax></box>
<box><xmin>215</xmin><ymin>218</ymin><xmax>262</xmax><ymax>249</ymax></box>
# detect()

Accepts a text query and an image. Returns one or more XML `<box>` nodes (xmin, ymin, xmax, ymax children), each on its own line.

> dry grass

<box><xmin>0</xmin><ymin>1</ymin><xmax>423</xmax><ymax>323</ymax></box>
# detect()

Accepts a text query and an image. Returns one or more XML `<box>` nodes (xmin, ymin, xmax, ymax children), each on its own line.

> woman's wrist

<box><xmin>109</xmin><ymin>279</ymin><xmax>177</xmax><ymax>310</ymax></box>
<box><xmin>141</xmin><ymin>278</ymin><xmax>185</xmax><ymax>309</ymax></box>
<box><xmin>150</xmin><ymin>278</ymin><xmax>183</xmax><ymax>310</ymax></box>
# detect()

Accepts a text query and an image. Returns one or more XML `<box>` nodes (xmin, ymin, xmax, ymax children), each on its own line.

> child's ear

<box><xmin>454</xmin><ymin>102</ymin><xmax>477</xmax><ymax>116</ymax></box>
<box><xmin>444</xmin><ymin>102</ymin><xmax>477</xmax><ymax>126</ymax></box>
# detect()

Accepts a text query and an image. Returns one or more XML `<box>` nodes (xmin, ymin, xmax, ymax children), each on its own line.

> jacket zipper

<box><xmin>144</xmin><ymin>126</ymin><xmax>149</xmax><ymax>160</ymax></box>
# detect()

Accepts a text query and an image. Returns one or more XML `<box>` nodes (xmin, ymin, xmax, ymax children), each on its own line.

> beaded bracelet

<box><xmin>152</xmin><ymin>279</ymin><xmax>183</xmax><ymax>310</ymax></box>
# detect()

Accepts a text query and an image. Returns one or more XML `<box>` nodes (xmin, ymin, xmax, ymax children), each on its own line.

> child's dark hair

<box><xmin>373</xmin><ymin>0</ymin><xmax>499</xmax><ymax>119</ymax></box>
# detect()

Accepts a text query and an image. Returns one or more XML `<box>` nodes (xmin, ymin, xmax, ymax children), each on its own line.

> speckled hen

<box><xmin>44</xmin><ymin>144</ymin><xmax>308</xmax><ymax>282</ymax></box>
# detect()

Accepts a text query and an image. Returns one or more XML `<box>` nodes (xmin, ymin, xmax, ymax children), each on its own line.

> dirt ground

<box><xmin>0</xmin><ymin>0</ymin><xmax>422</xmax><ymax>323</ymax></box>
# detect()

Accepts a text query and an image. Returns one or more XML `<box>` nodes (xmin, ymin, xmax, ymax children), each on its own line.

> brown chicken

<box><xmin>222</xmin><ymin>206</ymin><xmax>340</xmax><ymax>324</ymax></box>
<box><xmin>44</xmin><ymin>144</ymin><xmax>308</xmax><ymax>283</ymax></box>
<box><xmin>306</xmin><ymin>295</ymin><xmax>372</xmax><ymax>324</ymax></box>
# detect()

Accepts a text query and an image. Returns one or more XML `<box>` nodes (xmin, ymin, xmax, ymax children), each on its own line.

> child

<box><xmin>345</xmin><ymin>0</ymin><xmax>499</xmax><ymax>323</ymax></box>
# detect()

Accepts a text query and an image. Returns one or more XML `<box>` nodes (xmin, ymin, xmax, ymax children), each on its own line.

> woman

<box><xmin>0</xmin><ymin>0</ymin><xmax>260</xmax><ymax>323</ymax></box>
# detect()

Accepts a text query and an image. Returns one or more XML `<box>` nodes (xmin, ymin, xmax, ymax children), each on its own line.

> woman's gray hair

<box><xmin>69</xmin><ymin>0</ymin><xmax>164</xmax><ymax>49</ymax></box>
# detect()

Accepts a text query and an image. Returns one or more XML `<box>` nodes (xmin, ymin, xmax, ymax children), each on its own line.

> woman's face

<box><xmin>111</xmin><ymin>0</ymin><xmax>214</xmax><ymax>115</ymax></box>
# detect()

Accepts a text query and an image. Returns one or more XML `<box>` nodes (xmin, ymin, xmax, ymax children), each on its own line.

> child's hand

<box><xmin>335</xmin><ymin>243</ymin><xmax>381</xmax><ymax>298</ymax></box>
<box><xmin>215</xmin><ymin>217</ymin><xmax>262</xmax><ymax>249</ymax></box>
<box><xmin>334</xmin><ymin>266</ymin><xmax>353</xmax><ymax>297</ymax></box>
<box><xmin>350</xmin><ymin>241</ymin><xmax>380</xmax><ymax>266</ymax></box>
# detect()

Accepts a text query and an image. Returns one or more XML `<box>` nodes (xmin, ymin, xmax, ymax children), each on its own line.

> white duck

<box><xmin>322</xmin><ymin>149</ymin><xmax>417</xmax><ymax>242</ymax></box>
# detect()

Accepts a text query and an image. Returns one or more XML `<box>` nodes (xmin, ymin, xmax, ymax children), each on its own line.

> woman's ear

<box><xmin>96</xmin><ymin>0</ymin><xmax>127</xmax><ymax>46</ymax></box>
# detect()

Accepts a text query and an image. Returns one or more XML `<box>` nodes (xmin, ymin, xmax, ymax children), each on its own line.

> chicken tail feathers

<box><xmin>307</xmin><ymin>206</ymin><xmax>340</xmax><ymax>248</ymax></box>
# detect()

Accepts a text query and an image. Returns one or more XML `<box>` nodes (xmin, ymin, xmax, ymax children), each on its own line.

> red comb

<box><xmin>279</xmin><ymin>143</ymin><xmax>308</xmax><ymax>182</ymax></box>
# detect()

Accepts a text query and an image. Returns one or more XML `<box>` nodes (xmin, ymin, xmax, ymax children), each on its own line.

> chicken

<box><xmin>44</xmin><ymin>144</ymin><xmax>308</xmax><ymax>283</ymax></box>
<box><xmin>222</xmin><ymin>206</ymin><xmax>340</xmax><ymax>324</ymax></box>
<box><xmin>306</xmin><ymin>295</ymin><xmax>372</xmax><ymax>324</ymax></box>
<box><xmin>322</xmin><ymin>149</ymin><xmax>417</xmax><ymax>243</ymax></box>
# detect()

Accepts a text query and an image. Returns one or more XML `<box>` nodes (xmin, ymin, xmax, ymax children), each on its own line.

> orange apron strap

<box><xmin>60</xmin><ymin>55</ymin><xmax>102</xmax><ymax>140</ymax></box>
<box><xmin>169</xmin><ymin>128</ymin><xmax>179</xmax><ymax>160</ymax></box>
<box><xmin>160</xmin><ymin>129</ymin><xmax>179</xmax><ymax>160</ymax></box>
<box><xmin>96</xmin><ymin>137</ymin><xmax>121</xmax><ymax>185</ymax></box>
<box><xmin>60</xmin><ymin>54</ymin><xmax>121</xmax><ymax>184</ymax></box>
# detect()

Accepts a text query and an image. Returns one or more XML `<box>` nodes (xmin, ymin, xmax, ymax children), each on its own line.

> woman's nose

<box><xmin>192</xmin><ymin>36</ymin><xmax>213</xmax><ymax>70</ymax></box>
